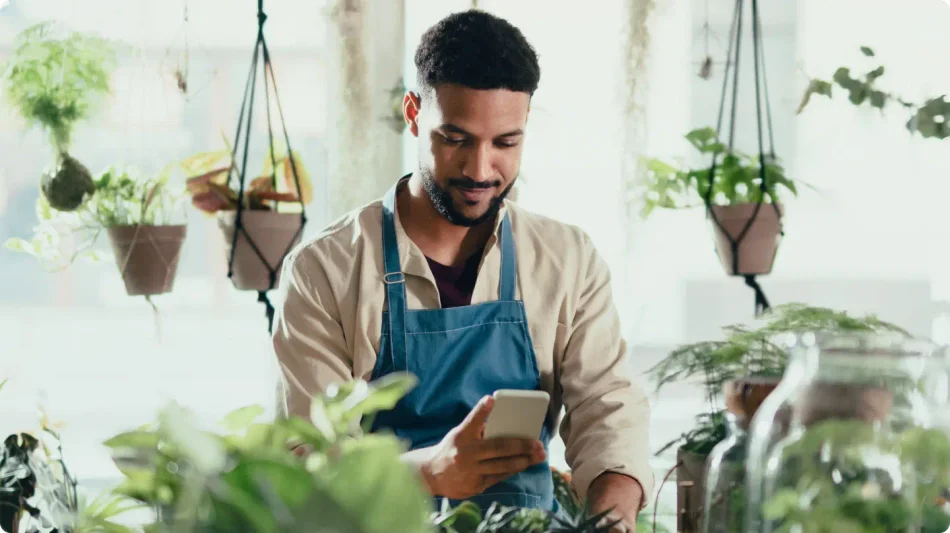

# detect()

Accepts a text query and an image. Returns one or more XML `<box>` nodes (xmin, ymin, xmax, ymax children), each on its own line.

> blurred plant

<box><xmin>182</xmin><ymin>134</ymin><xmax>313</xmax><ymax>215</ymax></box>
<box><xmin>798</xmin><ymin>46</ymin><xmax>950</xmax><ymax>140</ymax></box>
<box><xmin>762</xmin><ymin>420</ymin><xmax>950</xmax><ymax>533</ymax></box>
<box><xmin>648</xmin><ymin>303</ymin><xmax>910</xmax><ymax>456</ymax></box>
<box><xmin>103</xmin><ymin>373</ymin><xmax>430</xmax><ymax>533</ymax></box>
<box><xmin>0</xmin><ymin>383</ymin><xmax>141</xmax><ymax>533</ymax></box>
<box><xmin>4</xmin><ymin>165</ymin><xmax>185</xmax><ymax>271</ymax></box>
<box><xmin>1</xmin><ymin>22</ymin><xmax>116</xmax><ymax>211</ymax></box>
<box><xmin>638</xmin><ymin>127</ymin><xmax>799</xmax><ymax>219</ymax></box>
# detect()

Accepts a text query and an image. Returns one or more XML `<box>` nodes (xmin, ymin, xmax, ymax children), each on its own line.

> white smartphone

<box><xmin>483</xmin><ymin>389</ymin><xmax>550</xmax><ymax>440</ymax></box>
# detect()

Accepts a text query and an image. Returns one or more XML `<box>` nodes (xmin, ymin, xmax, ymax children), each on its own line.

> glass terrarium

<box><xmin>744</xmin><ymin>332</ymin><xmax>950</xmax><ymax>533</ymax></box>
<box><xmin>702</xmin><ymin>377</ymin><xmax>778</xmax><ymax>533</ymax></box>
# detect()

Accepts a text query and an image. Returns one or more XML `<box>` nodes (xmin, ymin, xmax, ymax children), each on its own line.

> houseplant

<box><xmin>1</xmin><ymin>382</ymin><xmax>141</xmax><ymax>533</ymax></box>
<box><xmin>746</xmin><ymin>332</ymin><xmax>950</xmax><ymax>533</ymax></box>
<box><xmin>4</xmin><ymin>165</ymin><xmax>188</xmax><ymax>298</ymax></box>
<box><xmin>639</xmin><ymin>127</ymin><xmax>799</xmax><ymax>275</ymax></box>
<box><xmin>798</xmin><ymin>46</ymin><xmax>950</xmax><ymax>140</ymax></box>
<box><xmin>647</xmin><ymin>303</ymin><xmax>909</xmax><ymax>532</ymax></box>
<box><xmin>1</xmin><ymin>22</ymin><xmax>115</xmax><ymax>212</ymax></box>
<box><xmin>103</xmin><ymin>372</ymin><xmax>430</xmax><ymax>533</ymax></box>
<box><xmin>760</xmin><ymin>422</ymin><xmax>950</xmax><ymax>533</ymax></box>
<box><xmin>182</xmin><ymin>139</ymin><xmax>312</xmax><ymax>291</ymax></box>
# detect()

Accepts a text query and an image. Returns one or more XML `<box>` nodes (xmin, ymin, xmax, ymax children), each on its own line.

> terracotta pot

<box><xmin>723</xmin><ymin>376</ymin><xmax>780</xmax><ymax>423</ymax></box>
<box><xmin>708</xmin><ymin>203</ymin><xmax>783</xmax><ymax>275</ymax></box>
<box><xmin>107</xmin><ymin>225</ymin><xmax>187</xmax><ymax>296</ymax></box>
<box><xmin>217</xmin><ymin>210</ymin><xmax>303</xmax><ymax>291</ymax></box>
<box><xmin>677</xmin><ymin>448</ymin><xmax>707</xmax><ymax>533</ymax></box>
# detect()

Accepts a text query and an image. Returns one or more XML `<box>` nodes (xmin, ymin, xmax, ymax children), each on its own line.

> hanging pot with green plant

<box><xmin>5</xmin><ymin>165</ymin><xmax>188</xmax><ymax>298</ymax></box>
<box><xmin>1</xmin><ymin>22</ymin><xmax>116</xmax><ymax>212</ymax></box>
<box><xmin>91</xmin><ymin>167</ymin><xmax>188</xmax><ymax>297</ymax></box>
<box><xmin>642</xmin><ymin>127</ymin><xmax>794</xmax><ymax>278</ymax></box>
<box><xmin>640</xmin><ymin>0</ymin><xmax>806</xmax><ymax>317</ymax></box>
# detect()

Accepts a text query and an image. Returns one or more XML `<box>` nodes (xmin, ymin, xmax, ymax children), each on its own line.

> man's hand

<box><xmin>588</xmin><ymin>472</ymin><xmax>644</xmax><ymax>533</ymax></box>
<box><xmin>405</xmin><ymin>395</ymin><xmax>546</xmax><ymax>500</ymax></box>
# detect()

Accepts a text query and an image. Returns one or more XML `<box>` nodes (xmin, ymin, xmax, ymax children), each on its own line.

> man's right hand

<box><xmin>417</xmin><ymin>395</ymin><xmax>546</xmax><ymax>500</ymax></box>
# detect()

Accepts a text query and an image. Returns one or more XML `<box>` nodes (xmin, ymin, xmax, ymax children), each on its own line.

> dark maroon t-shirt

<box><xmin>425</xmin><ymin>248</ymin><xmax>484</xmax><ymax>308</ymax></box>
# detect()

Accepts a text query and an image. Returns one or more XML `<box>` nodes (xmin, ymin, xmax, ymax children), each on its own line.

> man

<box><xmin>272</xmin><ymin>9</ymin><xmax>652</xmax><ymax>531</ymax></box>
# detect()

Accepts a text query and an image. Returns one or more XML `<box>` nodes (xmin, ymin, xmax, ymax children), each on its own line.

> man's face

<box><xmin>407</xmin><ymin>84</ymin><xmax>529</xmax><ymax>227</ymax></box>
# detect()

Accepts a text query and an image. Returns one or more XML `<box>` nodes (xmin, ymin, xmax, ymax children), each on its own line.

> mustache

<box><xmin>447</xmin><ymin>178</ymin><xmax>500</xmax><ymax>189</ymax></box>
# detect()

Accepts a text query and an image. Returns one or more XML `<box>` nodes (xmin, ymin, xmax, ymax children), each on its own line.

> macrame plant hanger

<box><xmin>704</xmin><ymin>0</ymin><xmax>780</xmax><ymax>317</ymax></box>
<box><xmin>227</xmin><ymin>0</ymin><xmax>307</xmax><ymax>332</ymax></box>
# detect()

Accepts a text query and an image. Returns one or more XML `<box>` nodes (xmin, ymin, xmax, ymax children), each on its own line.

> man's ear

<box><xmin>404</xmin><ymin>91</ymin><xmax>422</xmax><ymax>137</ymax></box>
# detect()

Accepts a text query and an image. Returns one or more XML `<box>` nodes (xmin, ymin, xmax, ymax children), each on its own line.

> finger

<box><xmin>457</xmin><ymin>396</ymin><xmax>494</xmax><ymax>440</ymax></box>
<box><xmin>476</xmin><ymin>454</ymin><xmax>542</xmax><ymax>475</ymax></box>
<box><xmin>473</xmin><ymin>438</ymin><xmax>543</xmax><ymax>461</ymax></box>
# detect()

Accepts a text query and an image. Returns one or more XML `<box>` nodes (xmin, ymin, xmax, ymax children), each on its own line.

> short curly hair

<box><xmin>414</xmin><ymin>10</ymin><xmax>541</xmax><ymax>98</ymax></box>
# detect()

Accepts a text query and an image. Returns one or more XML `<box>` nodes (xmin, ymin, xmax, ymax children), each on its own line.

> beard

<box><xmin>419</xmin><ymin>167</ymin><xmax>514</xmax><ymax>227</ymax></box>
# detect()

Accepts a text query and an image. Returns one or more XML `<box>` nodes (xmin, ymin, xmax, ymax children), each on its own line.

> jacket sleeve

<box><xmin>559</xmin><ymin>232</ymin><xmax>654</xmax><ymax>507</ymax></box>
<box><xmin>271</xmin><ymin>246</ymin><xmax>352</xmax><ymax>420</ymax></box>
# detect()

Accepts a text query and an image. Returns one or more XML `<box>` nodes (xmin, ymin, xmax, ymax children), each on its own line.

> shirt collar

<box><xmin>390</xmin><ymin>176</ymin><xmax>509</xmax><ymax>280</ymax></box>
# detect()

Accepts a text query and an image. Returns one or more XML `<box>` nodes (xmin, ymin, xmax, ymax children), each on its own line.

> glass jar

<box><xmin>702</xmin><ymin>377</ymin><xmax>778</xmax><ymax>533</ymax></box>
<box><xmin>744</xmin><ymin>332</ymin><xmax>946</xmax><ymax>533</ymax></box>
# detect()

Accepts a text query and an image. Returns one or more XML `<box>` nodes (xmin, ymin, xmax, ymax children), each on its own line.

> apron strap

<box><xmin>499</xmin><ymin>213</ymin><xmax>516</xmax><ymax>301</ymax></box>
<box><xmin>381</xmin><ymin>183</ymin><xmax>408</xmax><ymax>371</ymax></box>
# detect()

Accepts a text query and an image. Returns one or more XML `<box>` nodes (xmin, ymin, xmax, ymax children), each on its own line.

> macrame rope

<box><xmin>224</xmin><ymin>0</ymin><xmax>308</xmax><ymax>333</ymax></box>
<box><xmin>703</xmin><ymin>0</ymin><xmax>780</xmax><ymax>317</ymax></box>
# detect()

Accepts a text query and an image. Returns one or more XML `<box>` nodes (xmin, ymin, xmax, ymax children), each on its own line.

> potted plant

<box><xmin>646</xmin><ymin>303</ymin><xmax>909</xmax><ymax>532</ymax></box>
<box><xmin>0</xmin><ymin>382</ymin><xmax>141</xmax><ymax>533</ymax></box>
<box><xmin>1</xmin><ymin>22</ymin><xmax>115</xmax><ymax>212</ymax></box>
<box><xmin>5</xmin><ymin>165</ymin><xmax>188</xmax><ymax>298</ymax></box>
<box><xmin>639</xmin><ymin>127</ymin><xmax>800</xmax><ymax>275</ymax></box>
<box><xmin>798</xmin><ymin>46</ymin><xmax>950</xmax><ymax>140</ymax></box>
<box><xmin>181</xmin><ymin>139</ymin><xmax>312</xmax><ymax>291</ymax></box>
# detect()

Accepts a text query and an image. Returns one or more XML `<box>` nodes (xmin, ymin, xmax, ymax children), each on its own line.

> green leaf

<box><xmin>317</xmin><ymin>435</ymin><xmax>431</xmax><ymax>533</ymax></box>
<box><xmin>685</xmin><ymin>127</ymin><xmax>723</xmax><ymax>153</ymax></box>
<box><xmin>869</xmin><ymin>91</ymin><xmax>887</xmax><ymax>109</ymax></box>
<box><xmin>103</xmin><ymin>430</ymin><xmax>160</xmax><ymax>450</ymax></box>
<box><xmin>219</xmin><ymin>405</ymin><xmax>265</xmax><ymax>433</ymax></box>
<box><xmin>833</xmin><ymin>67</ymin><xmax>856</xmax><ymax>88</ymax></box>
<box><xmin>4</xmin><ymin>237</ymin><xmax>33</xmax><ymax>254</ymax></box>
<box><xmin>848</xmin><ymin>86</ymin><xmax>868</xmax><ymax>105</ymax></box>
<box><xmin>860</xmin><ymin>46</ymin><xmax>875</xmax><ymax>57</ymax></box>
<box><xmin>866</xmin><ymin>66</ymin><xmax>885</xmax><ymax>83</ymax></box>
<box><xmin>0</xmin><ymin>379</ymin><xmax>6</xmax><ymax>393</ymax></box>
<box><xmin>434</xmin><ymin>500</ymin><xmax>483</xmax><ymax>530</ymax></box>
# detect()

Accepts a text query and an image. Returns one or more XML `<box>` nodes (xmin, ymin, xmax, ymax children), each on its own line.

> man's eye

<box><xmin>443</xmin><ymin>136</ymin><xmax>466</xmax><ymax>145</ymax></box>
<box><xmin>496</xmin><ymin>141</ymin><xmax>519</xmax><ymax>149</ymax></box>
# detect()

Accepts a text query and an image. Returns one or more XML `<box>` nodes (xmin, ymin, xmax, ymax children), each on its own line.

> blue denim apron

<box><xmin>370</xmin><ymin>182</ymin><xmax>555</xmax><ymax>511</ymax></box>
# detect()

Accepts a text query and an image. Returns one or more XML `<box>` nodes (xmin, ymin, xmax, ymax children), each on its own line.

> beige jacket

<box><xmin>271</xmin><ymin>187</ymin><xmax>653</xmax><ymax>503</ymax></box>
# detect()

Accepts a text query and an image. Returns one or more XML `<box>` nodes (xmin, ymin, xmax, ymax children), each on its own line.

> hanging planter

<box><xmin>708</xmin><ymin>203</ymin><xmax>782</xmax><ymax>276</ymax></box>
<box><xmin>1</xmin><ymin>22</ymin><xmax>115</xmax><ymax>212</ymax></box>
<box><xmin>182</xmin><ymin>0</ymin><xmax>311</xmax><ymax>331</ymax></box>
<box><xmin>639</xmin><ymin>0</ymin><xmax>808</xmax><ymax>316</ymax></box>
<box><xmin>216</xmin><ymin>210</ymin><xmax>301</xmax><ymax>291</ymax></box>
<box><xmin>107</xmin><ymin>224</ymin><xmax>187</xmax><ymax>296</ymax></box>
<box><xmin>6</xmin><ymin>166</ymin><xmax>188</xmax><ymax>301</ymax></box>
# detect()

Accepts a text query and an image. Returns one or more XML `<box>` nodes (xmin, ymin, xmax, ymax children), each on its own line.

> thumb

<box><xmin>457</xmin><ymin>396</ymin><xmax>494</xmax><ymax>440</ymax></box>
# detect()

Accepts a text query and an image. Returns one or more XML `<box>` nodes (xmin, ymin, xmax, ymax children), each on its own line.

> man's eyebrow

<box><xmin>438</xmin><ymin>124</ymin><xmax>524</xmax><ymax>138</ymax></box>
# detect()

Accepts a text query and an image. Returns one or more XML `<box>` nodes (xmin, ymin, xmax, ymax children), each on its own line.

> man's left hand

<box><xmin>587</xmin><ymin>472</ymin><xmax>644</xmax><ymax>533</ymax></box>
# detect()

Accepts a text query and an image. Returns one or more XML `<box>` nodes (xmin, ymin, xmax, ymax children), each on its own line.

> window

<box><xmin>0</xmin><ymin>0</ymin><xmax>330</xmax><ymax>488</ymax></box>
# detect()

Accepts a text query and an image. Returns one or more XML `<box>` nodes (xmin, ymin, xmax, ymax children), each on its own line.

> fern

<box><xmin>648</xmin><ymin>303</ymin><xmax>908</xmax><ymax>454</ymax></box>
